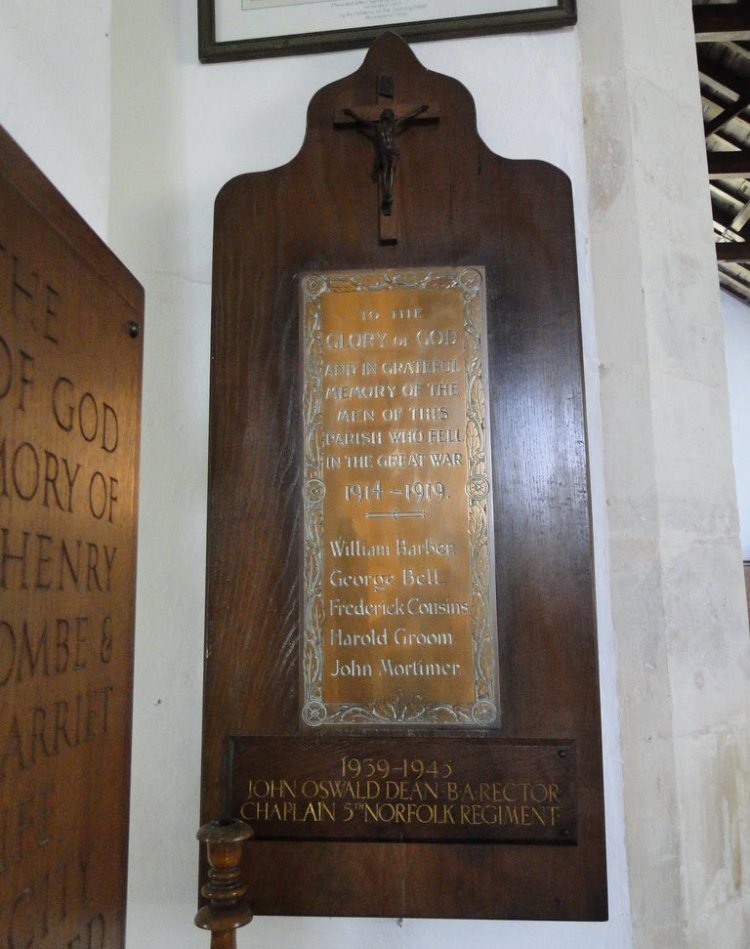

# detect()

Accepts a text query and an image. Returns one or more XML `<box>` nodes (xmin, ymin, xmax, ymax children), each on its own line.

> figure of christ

<box><xmin>343</xmin><ymin>104</ymin><xmax>429</xmax><ymax>214</ymax></box>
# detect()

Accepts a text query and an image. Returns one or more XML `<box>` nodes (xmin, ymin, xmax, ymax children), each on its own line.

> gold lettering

<box><xmin>302</xmin><ymin>270</ymin><xmax>498</xmax><ymax>727</ymax></box>
<box><xmin>236</xmin><ymin>752</ymin><xmax>570</xmax><ymax>840</ymax></box>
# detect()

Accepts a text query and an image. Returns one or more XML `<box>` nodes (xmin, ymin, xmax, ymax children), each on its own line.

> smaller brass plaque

<box><xmin>301</xmin><ymin>268</ymin><xmax>498</xmax><ymax>728</ymax></box>
<box><xmin>230</xmin><ymin>737</ymin><xmax>577</xmax><ymax>844</ymax></box>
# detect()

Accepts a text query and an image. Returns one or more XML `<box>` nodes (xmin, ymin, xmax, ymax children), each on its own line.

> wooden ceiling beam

<box><xmin>698</xmin><ymin>52</ymin><xmax>750</xmax><ymax>100</ymax></box>
<box><xmin>708</xmin><ymin>150</ymin><xmax>750</xmax><ymax>178</ymax></box>
<box><xmin>724</xmin><ymin>40</ymin><xmax>750</xmax><ymax>63</ymax></box>
<box><xmin>717</xmin><ymin>271</ymin><xmax>750</xmax><ymax>303</ymax></box>
<box><xmin>702</xmin><ymin>92</ymin><xmax>750</xmax><ymax>152</ymax></box>
<box><xmin>710</xmin><ymin>198</ymin><xmax>748</xmax><ymax>240</ymax></box>
<box><xmin>705</xmin><ymin>97</ymin><xmax>750</xmax><ymax>137</ymax></box>
<box><xmin>717</xmin><ymin>241</ymin><xmax>750</xmax><ymax>262</ymax></box>
<box><xmin>694</xmin><ymin>6</ymin><xmax>750</xmax><ymax>43</ymax></box>
<box><xmin>699</xmin><ymin>54</ymin><xmax>750</xmax><ymax>136</ymax></box>
<box><xmin>731</xmin><ymin>198</ymin><xmax>750</xmax><ymax>233</ymax></box>
<box><xmin>709</xmin><ymin>181</ymin><xmax>746</xmax><ymax>214</ymax></box>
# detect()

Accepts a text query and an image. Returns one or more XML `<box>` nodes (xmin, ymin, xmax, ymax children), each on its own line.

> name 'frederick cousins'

<box><xmin>328</xmin><ymin>597</ymin><xmax>469</xmax><ymax>617</ymax></box>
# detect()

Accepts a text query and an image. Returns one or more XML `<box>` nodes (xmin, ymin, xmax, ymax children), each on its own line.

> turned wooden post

<box><xmin>195</xmin><ymin>819</ymin><xmax>254</xmax><ymax>949</ymax></box>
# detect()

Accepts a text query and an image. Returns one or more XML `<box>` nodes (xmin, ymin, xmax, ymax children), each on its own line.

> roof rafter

<box><xmin>717</xmin><ymin>241</ymin><xmax>750</xmax><ymax>262</ymax></box>
<box><xmin>708</xmin><ymin>150</ymin><xmax>750</xmax><ymax>178</ymax></box>
<box><xmin>694</xmin><ymin>5</ymin><xmax>750</xmax><ymax>43</ymax></box>
<box><xmin>698</xmin><ymin>51</ymin><xmax>750</xmax><ymax>100</ymax></box>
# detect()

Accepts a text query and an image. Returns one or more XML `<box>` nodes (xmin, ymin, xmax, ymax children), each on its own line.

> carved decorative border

<box><xmin>301</xmin><ymin>268</ymin><xmax>499</xmax><ymax>728</ymax></box>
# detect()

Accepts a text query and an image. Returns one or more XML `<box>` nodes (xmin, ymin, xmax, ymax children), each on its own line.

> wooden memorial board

<box><xmin>201</xmin><ymin>33</ymin><xmax>606</xmax><ymax>919</ymax></box>
<box><xmin>0</xmin><ymin>128</ymin><xmax>143</xmax><ymax>948</ymax></box>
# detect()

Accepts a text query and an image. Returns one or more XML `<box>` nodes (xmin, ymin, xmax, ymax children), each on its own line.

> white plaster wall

<box><xmin>108</xmin><ymin>4</ymin><xmax>631</xmax><ymax>948</ymax></box>
<box><xmin>723</xmin><ymin>290</ymin><xmax>750</xmax><ymax>560</ymax></box>
<box><xmin>0</xmin><ymin>0</ymin><xmax>112</xmax><ymax>238</ymax></box>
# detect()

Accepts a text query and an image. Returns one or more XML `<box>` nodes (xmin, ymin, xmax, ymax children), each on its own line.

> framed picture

<box><xmin>198</xmin><ymin>0</ymin><xmax>577</xmax><ymax>63</ymax></box>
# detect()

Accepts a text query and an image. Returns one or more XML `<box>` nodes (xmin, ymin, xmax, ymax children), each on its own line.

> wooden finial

<box><xmin>195</xmin><ymin>819</ymin><xmax>254</xmax><ymax>949</ymax></box>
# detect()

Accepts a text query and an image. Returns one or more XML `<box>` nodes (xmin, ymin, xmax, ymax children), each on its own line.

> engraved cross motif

<box><xmin>334</xmin><ymin>75</ymin><xmax>439</xmax><ymax>244</ymax></box>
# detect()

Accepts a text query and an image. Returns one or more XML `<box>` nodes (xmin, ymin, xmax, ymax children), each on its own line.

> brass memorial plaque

<box><xmin>230</xmin><ymin>737</ymin><xmax>577</xmax><ymax>844</ymax></box>
<box><xmin>301</xmin><ymin>268</ymin><xmax>498</xmax><ymax>728</ymax></box>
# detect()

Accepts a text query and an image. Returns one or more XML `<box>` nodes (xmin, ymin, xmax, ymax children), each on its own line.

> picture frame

<box><xmin>198</xmin><ymin>1</ymin><xmax>577</xmax><ymax>63</ymax></box>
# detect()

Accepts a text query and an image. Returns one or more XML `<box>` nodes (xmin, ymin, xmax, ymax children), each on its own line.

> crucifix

<box><xmin>334</xmin><ymin>75</ymin><xmax>439</xmax><ymax>243</ymax></box>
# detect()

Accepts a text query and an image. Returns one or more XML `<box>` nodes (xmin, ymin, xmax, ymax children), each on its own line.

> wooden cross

<box><xmin>334</xmin><ymin>75</ymin><xmax>439</xmax><ymax>244</ymax></box>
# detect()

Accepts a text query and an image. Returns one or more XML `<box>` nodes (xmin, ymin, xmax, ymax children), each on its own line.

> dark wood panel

<box><xmin>0</xmin><ymin>127</ymin><xmax>143</xmax><ymax>948</ymax></box>
<box><xmin>201</xmin><ymin>33</ymin><xmax>606</xmax><ymax>920</ymax></box>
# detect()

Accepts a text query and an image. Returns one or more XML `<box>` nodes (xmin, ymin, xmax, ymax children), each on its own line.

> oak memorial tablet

<box><xmin>0</xmin><ymin>128</ymin><xmax>143</xmax><ymax>949</ymax></box>
<box><xmin>200</xmin><ymin>32</ymin><xmax>606</xmax><ymax>921</ymax></box>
